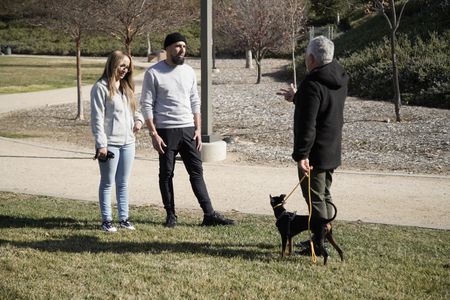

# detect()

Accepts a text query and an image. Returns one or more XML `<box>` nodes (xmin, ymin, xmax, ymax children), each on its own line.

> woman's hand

<box><xmin>133</xmin><ymin>121</ymin><xmax>143</xmax><ymax>134</ymax></box>
<box><xmin>97</xmin><ymin>147</ymin><xmax>108</xmax><ymax>160</ymax></box>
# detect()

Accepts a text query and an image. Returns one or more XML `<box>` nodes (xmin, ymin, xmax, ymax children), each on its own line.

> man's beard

<box><xmin>172</xmin><ymin>55</ymin><xmax>185</xmax><ymax>65</ymax></box>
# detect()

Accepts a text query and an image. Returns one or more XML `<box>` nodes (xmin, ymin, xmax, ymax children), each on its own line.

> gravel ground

<box><xmin>0</xmin><ymin>58</ymin><xmax>449</xmax><ymax>175</ymax></box>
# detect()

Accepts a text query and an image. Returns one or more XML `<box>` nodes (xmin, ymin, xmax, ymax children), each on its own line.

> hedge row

<box><xmin>339</xmin><ymin>32</ymin><xmax>450</xmax><ymax>109</ymax></box>
<box><xmin>0</xmin><ymin>21</ymin><xmax>201</xmax><ymax>57</ymax></box>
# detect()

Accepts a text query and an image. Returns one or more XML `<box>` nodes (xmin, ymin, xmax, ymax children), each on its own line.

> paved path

<box><xmin>0</xmin><ymin>56</ymin><xmax>449</xmax><ymax>229</ymax></box>
<box><xmin>1</xmin><ymin>137</ymin><xmax>449</xmax><ymax>229</ymax></box>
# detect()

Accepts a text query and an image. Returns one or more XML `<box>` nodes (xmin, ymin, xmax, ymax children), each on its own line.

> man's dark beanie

<box><xmin>164</xmin><ymin>32</ymin><xmax>187</xmax><ymax>49</ymax></box>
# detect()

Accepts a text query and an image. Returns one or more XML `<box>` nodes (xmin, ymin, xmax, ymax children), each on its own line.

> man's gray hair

<box><xmin>306</xmin><ymin>36</ymin><xmax>334</xmax><ymax>65</ymax></box>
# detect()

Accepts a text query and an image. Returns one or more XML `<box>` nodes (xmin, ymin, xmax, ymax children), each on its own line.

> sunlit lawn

<box><xmin>0</xmin><ymin>192</ymin><xmax>449</xmax><ymax>299</ymax></box>
<box><xmin>0</xmin><ymin>56</ymin><xmax>144</xmax><ymax>94</ymax></box>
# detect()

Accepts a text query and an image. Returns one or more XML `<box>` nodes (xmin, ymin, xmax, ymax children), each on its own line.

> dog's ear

<box><xmin>280</xmin><ymin>194</ymin><xmax>286</xmax><ymax>200</ymax></box>
<box><xmin>270</xmin><ymin>194</ymin><xmax>276</xmax><ymax>205</ymax></box>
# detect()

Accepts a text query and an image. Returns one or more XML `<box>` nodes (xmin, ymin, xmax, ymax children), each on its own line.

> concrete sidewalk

<box><xmin>1</xmin><ymin>137</ymin><xmax>449</xmax><ymax>229</ymax></box>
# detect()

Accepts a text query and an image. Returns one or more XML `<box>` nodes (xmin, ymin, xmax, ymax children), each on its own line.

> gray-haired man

<box><xmin>278</xmin><ymin>36</ymin><xmax>348</xmax><ymax>250</ymax></box>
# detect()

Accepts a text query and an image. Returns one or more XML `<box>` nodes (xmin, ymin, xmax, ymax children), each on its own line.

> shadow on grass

<box><xmin>0</xmin><ymin>215</ymin><xmax>95</xmax><ymax>230</ymax></box>
<box><xmin>0</xmin><ymin>215</ymin><xmax>163</xmax><ymax>229</ymax></box>
<box><xmin>0</xmin><ymin>235</ymin><xmax>275</xmax><ymax>260</ymax></box>
<box><xmin>0</xmin><ymin>215</ymin><xmax>278</xmax><ymax>260</ymax></box>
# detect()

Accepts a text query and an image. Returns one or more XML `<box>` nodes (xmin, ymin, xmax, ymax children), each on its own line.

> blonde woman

<box><xmin>91</xmin><ymin>50</ymin><xmax>143</xmax><ymax>232</ymax></box>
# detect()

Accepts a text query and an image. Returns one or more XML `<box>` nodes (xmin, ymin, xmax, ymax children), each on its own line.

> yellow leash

<box><xmin>281</xmin><ymin>170</ymin><xmax>317</xmax><ymax>264</ymax></box>
<box><xmin>283</xmin><ymin>176</ymin><xmax>304</xmax><ymax>202</ymax></box>
<box><xmin>306</xmin><ymin>170</ymin><xmax>318</xmax><ymax>264</ymax></box>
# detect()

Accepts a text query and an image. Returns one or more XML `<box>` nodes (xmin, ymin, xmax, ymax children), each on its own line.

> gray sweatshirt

<box><xmin>91</xmin><ymin>79</ymin><xmax>144</xmax><ymax>148</ymax></box>
<box><xmin>140</xmin><ymin>61</ymin><xmax>200</xmax><ymax>129</ymax></box>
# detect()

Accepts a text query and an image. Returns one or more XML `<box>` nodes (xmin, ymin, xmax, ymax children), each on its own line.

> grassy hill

<box><xmin>333</xmin><ymin>0</ymin><xmax>449</xmax><ymax>57</ymax></box>
<box><xmin>329</xmin><ymin>0</ymin><xmax>449</xmax><ymax>108</ymax></box>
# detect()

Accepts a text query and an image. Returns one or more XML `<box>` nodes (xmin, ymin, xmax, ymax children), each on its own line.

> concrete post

<box><xmin>200</xmin><ymin>0</ymin><xmax>226</xmax><ymax>161</ymax></box>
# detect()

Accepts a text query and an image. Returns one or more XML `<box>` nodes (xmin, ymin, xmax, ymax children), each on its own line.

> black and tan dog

<box><xmin>270</xmin><ymin>194</ymin><xmax>344</xmax><ymax>265</ymax></box>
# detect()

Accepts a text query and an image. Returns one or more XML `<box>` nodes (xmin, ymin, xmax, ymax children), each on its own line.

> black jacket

<box><xmin>292</xmin><ymin>60</ymin><xmax>349</xmax><ymax>170</ymax></box>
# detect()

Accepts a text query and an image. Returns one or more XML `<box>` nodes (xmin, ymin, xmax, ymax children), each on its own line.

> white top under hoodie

<box><xmin>90</xmin><ymin>79</ymin><xmax>144</xmax><ymax>149</ymax></box>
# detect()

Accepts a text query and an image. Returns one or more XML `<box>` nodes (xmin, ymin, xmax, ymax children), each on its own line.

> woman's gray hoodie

<box><xmin>91</xmin><ymin>79</ymin><xmax>144</xmax><ymax>149</ymax></box>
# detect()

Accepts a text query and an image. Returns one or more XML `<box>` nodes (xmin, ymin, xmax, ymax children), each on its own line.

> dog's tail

<box><xmin>316</xmin><ymin>201</ymin><xmax>338</xmax><ymax>223</ymax></box>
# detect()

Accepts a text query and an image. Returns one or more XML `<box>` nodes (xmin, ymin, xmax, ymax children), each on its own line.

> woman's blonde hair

<box><xmin>101</xmin><ymin>50</ymin><xmax>137</xmax><ymax>112</ymax></box>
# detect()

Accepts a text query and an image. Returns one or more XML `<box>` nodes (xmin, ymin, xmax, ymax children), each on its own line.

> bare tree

<box><xmin>287</xmin><ymin>0</ymin><xmax>308</xmax><ymax>88</ymax></box>
<box><xmin>93</xmin><ymin>0</ymin><xmax>199</xmax><ymax>56</ymax></box>
<box><xmin>373</xmin><ymin>0</ymin><xmax>409</xmax><ymax>122</ymax></box>
<box><xmin>143</xmin><ymin>0</ymin><xmax>199</xmax><ymax>55</ymax></box>
<box><xmin>92</xmin><ymin>0</ymin><xmax>155</xmax><ymax>56</ymax></box>
<box><xmin>216</xmin><ymin>0</ymin><xmax>307</xmax><ymax>84</ymax></box>
<box><xmin>47</xmin><ymin>0</ymin><xmax>99</xmax><ymax>120</ymax></box>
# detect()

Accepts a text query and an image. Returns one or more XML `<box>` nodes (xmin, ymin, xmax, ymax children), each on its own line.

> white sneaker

<box><xmin>101</xmin><ymin>221</ymin><xmax>117</xmax><ymax>232</ymax></box>
<box><xmin>119</xmin><ymin>219</ymin><xmax>135</xmax><ymax>230</ymax></box>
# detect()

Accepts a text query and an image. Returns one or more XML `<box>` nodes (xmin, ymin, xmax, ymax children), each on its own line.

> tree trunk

<box><xmin>255</xmin><ymin>51</ymin><xmax>261</xmax><ymax>84</ymax></box>
<box><xmin>255</xmin><ymin>48</ymin><xmax>266</xmax><ymax>84</ymax></box>
<box><xmin>125</xmin><ymin>29</ymin><xmax>132</xmax><ymax>56</ymax></box>
<box><xmin>146</xmin><ymin>32</ymin><xmax>152</xmax><ymax>56</ymax></box>
<box><xmin>390</xmin><ymin>32</ymin><xmax>401</xmax><ymax>122</ymax></box>
<box><xmin>126</xmin><ymin>42</ymin><xmax>132</xmax><ymax>56</ymax></box>
<box><xmin>245</xmin><ymin>49</ymin><xmax>254</xmax><ymax>69</ymax></box>
<box><xmin>291</xmin><ymin>25</ymin><xmax>297</xmax><ymax>89</ymax></box>
<box><xmin>75</xmin><ymin>37</ymin><xmax>84</xmax><ymax>120</ymax></box>
<box><xmin>389</xmin><ymin>0</ymin><xmax>402</xmax><ymax>122</ymax></box>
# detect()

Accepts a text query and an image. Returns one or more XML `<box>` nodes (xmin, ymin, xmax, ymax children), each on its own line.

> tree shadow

<box><xmin>0</xmin><ymin>235</ymin><xmax>277</xmax><ymax>261</ymax></box>
<box><xmin>261</xmin><ymin>67</ymin><xmax>291</xmax><ymax>82</ymax></box>
<box><xmin>0</xmin><ymin>155</ymin><xmax>90</xmax><ymax>160</ymax></box>
<box><xmin>0</xmin><ymin>215</ymin><xmax>94</xmax><ymax>230</ymax></box>
<box><xmin>0</xmin><ymin>215</ymin><xmax>163</xmax><ymax>229</ymax></box>
<box><xmin>0</xmin><ymin>213</ymin><xmax>280</xmax><ymax>260</ymax></box>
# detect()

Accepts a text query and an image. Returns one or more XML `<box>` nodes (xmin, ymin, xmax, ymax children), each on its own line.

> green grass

<box><xmin>0</xmin><ymin>56</ymin><xmax>146</xmax><ymax>94</ymax></box>
<box><xmin>0</xmin><ymin>56</ymin><xmax>105</xmax><ymax>94</ymax></box>
<box><xmin>0</xmin><ymin>131</ymin><xmax>38</xmax><ymax>139</ymax></box>
<box><xmin>0</xmin><ymin>192</ymin><xmax>449</xmax><ymax>299</ymax></box>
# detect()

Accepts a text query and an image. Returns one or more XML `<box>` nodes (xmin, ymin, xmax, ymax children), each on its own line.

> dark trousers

<box><xmin>157</xmin><ymin>127</ymin><xmax>214</xmax><ymax>216</ymax></box>
<box><xmin>299</xmin><ymin>168</ymin><xmax>334</xmax><ymax>219</ymax></box>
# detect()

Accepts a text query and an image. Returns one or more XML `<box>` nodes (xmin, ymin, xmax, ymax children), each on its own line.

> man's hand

<box><xmin>276</xmin><ymin>83</ymin><xmax>297</xmax><ymax>102</ymax></box>
<box><xmin>151</xmin><ymin>133</ymin><xmax>167</xmax><ymax>154</ymax></box>
<box><xmin>193</xmin><ymin>128</ymin><xmax>202</xmax><ymax>151</ymax></box>
<box><xmin>298</xmin><ymin>159</ymin><xmax>313</xmax><ymax>177</ymax></box>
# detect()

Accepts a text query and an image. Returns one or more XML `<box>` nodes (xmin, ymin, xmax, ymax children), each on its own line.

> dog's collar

<box><xmin>272</xmin><ymin>202</ymin><xmax>285</xmax><ymax>209</ymax></box>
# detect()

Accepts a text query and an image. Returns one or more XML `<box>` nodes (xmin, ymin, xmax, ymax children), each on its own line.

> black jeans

<box><xmin>157</xmin><ymin>127</ymin><xmax>214</xmax><ymax>216</ymax></box>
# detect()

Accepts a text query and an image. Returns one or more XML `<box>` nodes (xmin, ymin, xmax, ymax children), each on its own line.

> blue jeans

<box><xmin>98</xmin><ymin>143</ymin><xmax>135</xmax><ymax>222</ymax></box>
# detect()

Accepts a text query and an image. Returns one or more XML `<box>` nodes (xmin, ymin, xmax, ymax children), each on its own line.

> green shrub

<box><xmin>339</xmin><ymin>32</ymin><xmax>450</xmax><ymax>109</ymax></box>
